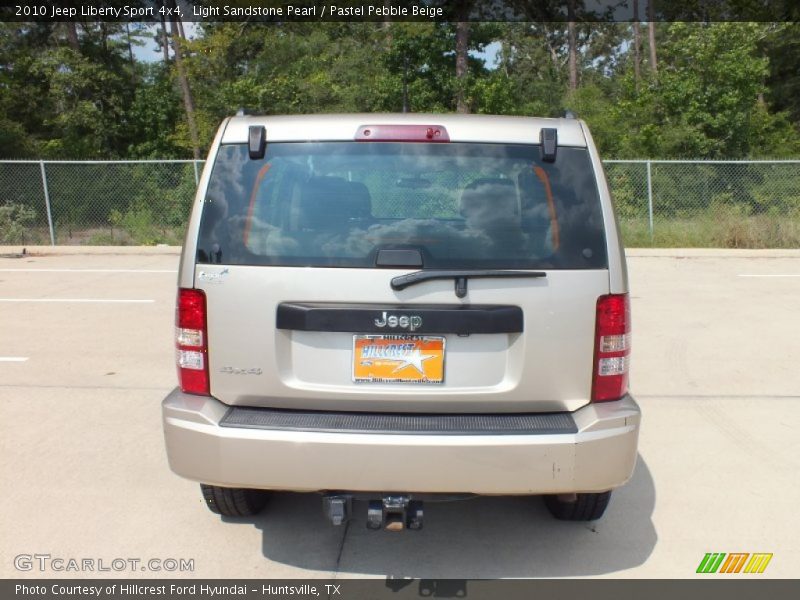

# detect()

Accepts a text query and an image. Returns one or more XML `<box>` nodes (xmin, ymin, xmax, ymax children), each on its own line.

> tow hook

<box><xmin>367</xmin><ymin>496</ymin><xmax>423</xmax><ymax>532</ymax></box>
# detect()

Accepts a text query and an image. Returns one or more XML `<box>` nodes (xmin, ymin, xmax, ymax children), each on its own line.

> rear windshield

<box><xmin>197</xmin><ymin>142</ymin><xmax>607</xmax><ymax>269</ymax></box>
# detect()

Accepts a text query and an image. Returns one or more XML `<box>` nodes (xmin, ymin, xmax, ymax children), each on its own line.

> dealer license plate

<box><xmin>352</xmin><ymin>335</ymin><xmax>445</xmax><ymax>384</ymax></box>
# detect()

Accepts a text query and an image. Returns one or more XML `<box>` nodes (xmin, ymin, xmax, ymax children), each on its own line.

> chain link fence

<box><xmin>1</xmin><ymin>159</ymin><xmax>799</xmax><ymax>248</ymax></box>
<box><xmin>0</xmin><ymin>160</ymin><xmax>202</xmax><ymax>246</ymax></box>
<box><xmin>604</xmin><ymin>160</ymin><xmax>800</xmax><ymax>247</ymax></box>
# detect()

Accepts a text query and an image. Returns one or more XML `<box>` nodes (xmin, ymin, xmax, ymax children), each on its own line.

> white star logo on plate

<box><xmin>390</xmin><ymin>349</ymin><xmax>436</xmax><ymax>375</ymax></box>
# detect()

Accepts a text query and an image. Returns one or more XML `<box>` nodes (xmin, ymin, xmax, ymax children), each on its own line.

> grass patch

<box><xmin>620</xmin><ymin>211</ymin><xmax>800</xmax><ymax>248</ymax></box>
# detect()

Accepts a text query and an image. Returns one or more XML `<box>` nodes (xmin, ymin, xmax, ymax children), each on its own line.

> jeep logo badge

<box><xmin>374</xmin><ymin>311</ymin><xmax>423</xmax><ymax>332</ymax></box>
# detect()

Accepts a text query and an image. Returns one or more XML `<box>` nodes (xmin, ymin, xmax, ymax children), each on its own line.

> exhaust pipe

<box><xmin>322</xmin><ymin>495</ymin><xmax>352</xmax><ymax>526</ymax></box>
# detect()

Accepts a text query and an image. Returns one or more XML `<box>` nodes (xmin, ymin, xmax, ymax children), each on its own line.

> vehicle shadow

<box><xmin>230</xmin><ymin>454</ymin><xmax>656</xmax><ymax>578</ymax></box>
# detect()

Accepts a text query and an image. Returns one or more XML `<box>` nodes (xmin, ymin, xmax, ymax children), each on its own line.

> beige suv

<box><xmin>162</xmin><ymin>113</ymin><xmax>640</xmax><ymax>529</ymax></box>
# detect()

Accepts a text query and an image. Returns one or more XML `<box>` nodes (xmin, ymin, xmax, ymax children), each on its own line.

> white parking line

<box><xmin>738</xmin><ymin>274</ymin><xmax>800</xmax><ymax>277</ymax></box>
<box><xmin>0</xmin><ymin>299</ymin><xmax>155</xmax><ymax>303</ymax></box>
<box><xmin>0</xmin><ymin>269</ymin><xmax>176</xmax><ymax>273</ymax></box>
<box><xmin>0</xmin><ymin>357</ymin><xmax>29</xmax><ymax>362</ymax></box>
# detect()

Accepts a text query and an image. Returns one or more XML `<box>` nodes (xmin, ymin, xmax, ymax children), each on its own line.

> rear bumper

<box><xmin>162</xmin><ymin>389</ymin><xmax>640</xmax><ymax>494</ymax></box>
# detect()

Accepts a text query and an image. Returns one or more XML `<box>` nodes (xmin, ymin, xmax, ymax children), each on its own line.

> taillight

<box><xmin>592</xmin><ymin>293</ymin><xmax>631</xmax><ymax>402</ymax></box>
<box><xmin>176</xmin><ymin>288</ymin><xmax>209</xmax><ymax>395</ymax></box>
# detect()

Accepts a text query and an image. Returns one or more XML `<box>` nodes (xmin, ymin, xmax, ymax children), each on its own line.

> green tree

<box><xmin>0</xmin><ymin>21</ymin><xmax>142</xmax><ymax>158</ymax></box>
<box><xmin>613</xmin><ymin>23</ymin><xmax>799</xmax><ymax>158</ymax></box>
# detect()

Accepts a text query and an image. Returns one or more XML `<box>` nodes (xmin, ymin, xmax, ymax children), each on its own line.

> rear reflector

<box><xmin>592</xmin><ymin>294</ymin><xmax>631</xmax><ymax>402</ymax></box>
<box><xmin>355</xmin><ymin>124</ymin><xmax>450</xmax><ymax>143</ymax></box>
<box><xmin>175</xmin><ymin>288</ymin><xmax>209</xmax><ymax>395</ymax></box>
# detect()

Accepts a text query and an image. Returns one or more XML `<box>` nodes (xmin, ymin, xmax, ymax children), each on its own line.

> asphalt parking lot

<box><xmin>1</xmin><ymin>247</ymin><xmax>798</xmax><ymax>579</ymax></box>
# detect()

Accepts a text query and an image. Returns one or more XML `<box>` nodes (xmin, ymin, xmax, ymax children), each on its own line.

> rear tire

<box><xmin>200</xmin><ymin>484</ymin><xmax>269</xmax><ymax>517</ymax></box>
<box><xmin>543</xmin><ymin>491</ymin><xmax>611</xmax><ymax>521</ymax></box>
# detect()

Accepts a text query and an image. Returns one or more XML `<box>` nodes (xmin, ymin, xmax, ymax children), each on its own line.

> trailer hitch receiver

<box><xmin>367</xmin><ymin>496</ymin><xmax>423</xmax><ymax>531</ymax></box>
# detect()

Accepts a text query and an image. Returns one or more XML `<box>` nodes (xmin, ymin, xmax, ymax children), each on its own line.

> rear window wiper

<box><xmin>390</xmin><ymin>269</ymin><xmax>546</xmax><ymax>298</ymax></box>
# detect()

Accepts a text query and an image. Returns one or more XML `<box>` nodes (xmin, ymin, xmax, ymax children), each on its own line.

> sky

<box><xmin>131</xmin><ymin>22</ymin><xmax>199</xmax><ymax>62</ymax></box>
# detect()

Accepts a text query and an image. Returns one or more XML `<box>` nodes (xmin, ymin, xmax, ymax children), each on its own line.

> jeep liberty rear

<box><xmin>162</xmin><ymin>114</ymin><xmax>640</xmax><ymax>528</ymax></box>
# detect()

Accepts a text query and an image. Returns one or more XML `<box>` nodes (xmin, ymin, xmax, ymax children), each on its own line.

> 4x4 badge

<box><xmin>220</xmin><ymin>366</ymin><xmax>262</xmax><ymax>375</ymax></box>
<box><xmin>198</xmin><ymin>268</ymin><xmax>229</xmax><ymax>284</ymax></box>
<box><xmin>374</xmin><ymin>312</ymin><xmax>423</xmax><ymax>332</ymax></box>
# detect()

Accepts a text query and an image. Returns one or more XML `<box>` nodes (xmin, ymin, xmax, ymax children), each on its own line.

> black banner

<box><xmin>2</xmin><ymin>0</ymin><xmax>799</xmax><ymax>23</ymax></box>
<box><xmin>4</xmin><ymin>579</ymin><xmax>800</xmax><ymax>600</ymax></box>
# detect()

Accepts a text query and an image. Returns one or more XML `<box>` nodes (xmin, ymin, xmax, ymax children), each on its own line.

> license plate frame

<box><xmin>352</xmin><ymin>334</ymin><xmax>446</xmax><ymax>384</ymax></box>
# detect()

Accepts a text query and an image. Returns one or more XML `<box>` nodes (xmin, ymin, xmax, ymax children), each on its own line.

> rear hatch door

<box><xmin>194</xmin><ymin>134</ymin><xmax>609</xmax><ymax>413</ymax></box>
